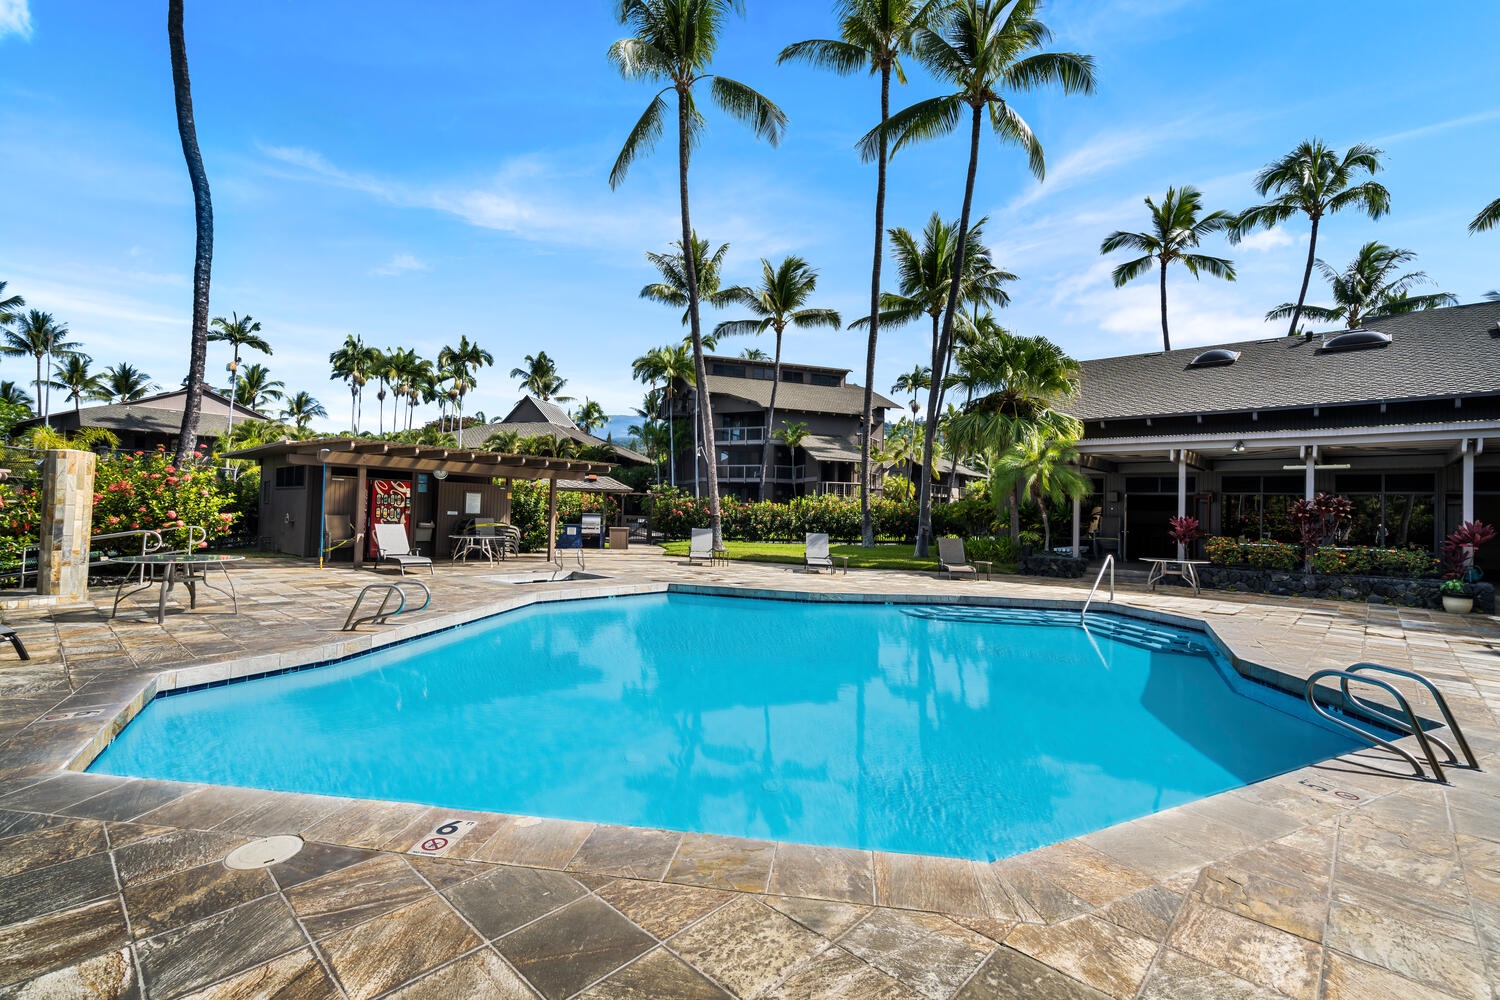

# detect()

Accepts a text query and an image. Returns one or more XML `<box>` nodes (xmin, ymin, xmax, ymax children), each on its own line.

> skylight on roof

<box><xmin>1321</xmin><ymin>329</ymin><xmax>1392</xmax><ymax>352</ymax></box>
<box><xmin>1188</xmin><ymin>348</ymin><xmax>1240</xmax><ymax>367</ymax></box>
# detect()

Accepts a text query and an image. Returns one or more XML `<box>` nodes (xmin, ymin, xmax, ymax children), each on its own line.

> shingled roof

<box><xmin>703</xmin><ymin>373</ymin><xmax>898</xmax><ymax>416</ymax></box>
<box><xmin>1069</xmin><ymin>301</ymin><xmax>1500</xmax><ymax>422</ymax></box>
<box><xmin>459</xmin><ymin>396</ymin><xmax>651</xmax><ymax>464</ymax></box>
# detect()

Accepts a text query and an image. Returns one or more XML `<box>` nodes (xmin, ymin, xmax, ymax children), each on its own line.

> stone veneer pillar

<box><xmin>37</xmin><ymin>449</ymin><xmax>98</xmax><ymax>600</ymax></box>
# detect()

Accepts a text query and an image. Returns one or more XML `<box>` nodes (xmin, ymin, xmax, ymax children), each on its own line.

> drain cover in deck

<box><xmin>224</xmin><ymin>835</ymin><xmax>304</xmax><ymax>870</ymax></box>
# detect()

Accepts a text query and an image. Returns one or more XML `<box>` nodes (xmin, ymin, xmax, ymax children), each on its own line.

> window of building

<box><xmin>711</xmin><ymin>363</ymin><xmax>747</xmax><ymax>378</ymax></box>
<box><xmin>1124</xmin><ymin>475</ymin><xmax>1196</xmax><ymax>493</ymax></box>
<box><xmin>1220</xmin><ymin>475</ymin><xmax>1303</xmax><ymax>541</ymax></box>
<box><xmin>273</xmin><ymin>466</ymin><xmax>306</xmax><ymax>489</ymax></box>
<box><xmin>781</xmin><ymin>371</ymin><xmax>804</xmax><ymax>383</ymax></box>
<box><xmin>1335</xmin><ymin>472</ymin><xmax>1435</xmax><ymax>548</ymax></box>
<box><xmin>809</xmin><ymin>373</ymin><xmax>840</xmax><ymax>387</ymax></box>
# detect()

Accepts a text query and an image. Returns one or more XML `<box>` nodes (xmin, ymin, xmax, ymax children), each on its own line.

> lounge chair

<box><xmin>373</xmin><ymin>523</ymin><xmax>433</xmax><ymax>576</ymax></box>
<box><xmin>0</xmin><ymin>626</ymin><xmax>29</xmax><ymax>660</ymax></box>
<box><xmin>687</xmin><ymin>528</ymin><xmax>715</xmax><ymax>565</ymax></box>
<box><xmin>804</xmin><ymin>533</ymin><xmax>847</xmax><ymax>574</ymax></box>
<box><xmin>938</xmin><ymin>536</ymin><xmax>992</xmax><ymax>580</ymax></box>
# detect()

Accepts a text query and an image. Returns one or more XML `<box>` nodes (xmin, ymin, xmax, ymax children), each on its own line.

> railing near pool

<box><xmin>342</xmin><ymin>580</ymin><xmax>431</xmax><ymax>631</ymax></box>
<box><xmin>1081</xmin><ymin>554</ymin><xmax>1115</xmax><ymax>622</ymax></box>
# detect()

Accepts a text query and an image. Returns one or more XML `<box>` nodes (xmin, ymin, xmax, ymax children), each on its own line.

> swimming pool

<box><xmin>90</xmin><ymin>592</ymin><xmax>1361</xmax><ymax>860</ymax></box>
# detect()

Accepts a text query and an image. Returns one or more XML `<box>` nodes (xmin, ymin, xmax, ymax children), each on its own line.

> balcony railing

<box><xmin>716</xmin><ymin>464</ymin><xmax>807</xmax><ymax>482</ymax></box>
<box><xmin>715</xmin><ymin>426</ymin><xmax>765</xmax><ymax>443</ymax></box>
<box><xmin>815</xmin><ymin>481</ymin><xmax>862</xmax><ymax>497</ymax></box>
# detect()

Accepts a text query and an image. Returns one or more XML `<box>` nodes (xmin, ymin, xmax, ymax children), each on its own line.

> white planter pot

<box><xmin>1441</xmin><ymin>595</ymin><xmax>1474</xmax><ymax>614</ymax></box>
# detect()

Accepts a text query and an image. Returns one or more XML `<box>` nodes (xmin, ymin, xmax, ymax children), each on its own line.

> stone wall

<box><xmin>1194</xmin><ymin>564</ymin><xmax>1495</xmax><ymax>614</ymax></box>
<box><xmin>1018</xmin><ymin>551</ymin><xmax>1088</xmax><ymax>578</ymax></box>
<box><xmin>37</xmin><ymin>449</ymin><xmax>98</xmax><ymax>601</ymax></box>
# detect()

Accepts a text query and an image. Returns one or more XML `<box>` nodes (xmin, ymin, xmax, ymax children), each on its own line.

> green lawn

<box><xmin>658</xmin><ymin>539</ymin><xmax>1016</xmax><ymax>574</ymax></box>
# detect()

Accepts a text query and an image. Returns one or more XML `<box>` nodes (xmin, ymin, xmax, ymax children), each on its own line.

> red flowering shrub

<box><xmin>92</xmin><ymin>450</ymin><xmax>237</xmax><ymax>545</ymax></box>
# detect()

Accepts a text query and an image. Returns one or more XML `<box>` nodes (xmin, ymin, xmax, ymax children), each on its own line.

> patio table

<box><xmin>109</xmin><ymin>553</ymin><xmax>244</xmax><ymax>624</ymax></box>
<box><xmin>1142</xmin><ymin>557</ymin><xmax>1210</xmax><ymax>596</ymax></box>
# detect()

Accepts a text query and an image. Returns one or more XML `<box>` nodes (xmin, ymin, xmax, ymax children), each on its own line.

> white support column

<box><xmin>1072</xmin><ymin>496</ymin><xmax>1081</xmax><ymax>557</ymax></box>
<box><xmin>1176</xmin><ymin>453</ymin><xmax>1188</xmax><ymax>560</ymax></box>
<box><xmin>1462</xmin><ymin>440</ymin><xmax>1475</xmax><ymax>524</ymax></box>
<box><xmin>1304</xmin><ymin>448</ymin><xmax>1316</xmax><ymax>501</ymax></box>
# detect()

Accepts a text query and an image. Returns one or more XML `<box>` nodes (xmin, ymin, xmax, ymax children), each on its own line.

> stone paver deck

<box><xmin>1</xmin><ymin>550</ymin><xmax>1498</xmax><ymax>999</ymax></box>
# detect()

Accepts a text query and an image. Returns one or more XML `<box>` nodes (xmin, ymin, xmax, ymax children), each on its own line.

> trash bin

<box><xmin>559</xmin><ymin>524</ymin><xmax>583</xmax><ymax>549</ymax></box>
<box><xmin>608</xmin><ymin>527</ymin><xmax>630</xmax><ymax>550</ymax></box>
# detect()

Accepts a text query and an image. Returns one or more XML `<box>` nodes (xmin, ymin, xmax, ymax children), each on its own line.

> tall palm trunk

<box><xmin>759</xmin><ymin>327</ymin><xmax>785</xmax><ymax>500</ymax></box>
<box><xmin>665</xmin><ymin>382</ymin><xmax>676</xmax><ymax>488</ymax></box>
<box><xmin>1159</xmin><ymin>258</ymin><xmax>1171</xmax><ymax>352</ymax></box>
<box><xmin>349</xmin><ymin>387</ymin><xmax>357</xmax><ymax>433</ymax></box>
<box><xmin>859</xmin><ymin>58</ymin><xmax>893</xmax><ymax>548</ymax></box>
<box><xmin>168</xmin><ymin>0</ymin><xmax>213</xmax><ymax>465</ymax></box>
<box><xmin>1287</xmin><ymin>213</ymin><xmax>1321</xmax><ymax>336</ymax></box>
<box><xmin>677</xmin><ymin>83</ymin><xmax>723</xmax><ymax>546</ymax></box>
<box><xmin>916</xmin><ymin>104</ymin><xmax>983</xmax><ymax>557</ymax></box>
<box><xmin>33</xmin><ymin>355</ymin><xmax>43</xmax><ymax>428</ymax></box>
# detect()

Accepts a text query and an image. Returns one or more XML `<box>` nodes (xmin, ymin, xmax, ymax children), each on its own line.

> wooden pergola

<box><xmin>226</xmin><ymin>438</ymin><xmax>615</xmax><ymax>563</ymax></box>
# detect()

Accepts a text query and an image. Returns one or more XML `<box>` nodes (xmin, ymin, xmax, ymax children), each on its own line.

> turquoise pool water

<box><xmin>90</xmin><ymin>593</ymin><xmax>1360</xmax><ymax>860</ymax></box>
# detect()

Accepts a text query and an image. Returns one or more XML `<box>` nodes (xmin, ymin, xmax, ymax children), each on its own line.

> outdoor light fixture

<box><xmin>432</xmin><ymin>469</ymin><xmax>448</xmax><ymax>480</ymax></box>
<box><xmin>1231</xmin><ymin>441</ymin><xmax>1246</xmax><ymax>453</ymax></box>
<box><xmin>1281</xmin><ymin>463</ymin><xmax>1351</xmax><ymax>471</ymax></box>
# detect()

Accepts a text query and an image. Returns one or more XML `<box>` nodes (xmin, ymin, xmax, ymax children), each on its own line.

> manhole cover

<box><xmin>224</xmin><ymin>835</ymin><xmax>304</xmax><ymax>870</ymax></box>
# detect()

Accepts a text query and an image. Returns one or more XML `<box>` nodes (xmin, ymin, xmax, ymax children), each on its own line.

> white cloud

<box><xmin>374</xmin><ymin>253</ymin><xmax>430</xmax><ymax>276</ymax></box>
<box><xmin>1235</xmin><ymin>228</ymin><xmax>1294</xmax><ymax>252</ymax></box>
<box><xmin>1375</xmin><ymin>108</ymin><xmax>1500</xmax><ymax>147</ymax></box>
<box><xmin>0</xmin><ymin>0</ymin><xmax>31</xmax><ymax>41</ymax></box>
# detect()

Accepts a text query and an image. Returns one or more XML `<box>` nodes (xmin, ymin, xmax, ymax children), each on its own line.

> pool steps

<box><xmin>899</xmin><ymin>606</ymin><xmax>1205</xmax><ymax>655</ymax></box>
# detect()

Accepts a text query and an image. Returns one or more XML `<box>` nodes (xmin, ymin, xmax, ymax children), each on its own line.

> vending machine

<box><xmin>366</xmin><ymin>479</ymin><xmax>414</xmax><ymax>559</ymax></box>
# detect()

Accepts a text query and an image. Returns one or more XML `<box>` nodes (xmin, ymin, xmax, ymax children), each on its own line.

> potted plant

<box><xmin>1439</xmin><ymin>577</ymin><xmax>1474</xmax><ymax>614</ymax></box>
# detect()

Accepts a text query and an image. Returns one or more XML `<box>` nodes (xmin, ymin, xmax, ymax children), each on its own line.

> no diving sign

<box><xmin>408</xmin><ymin>819</ymin><xmax>478</xmax><ymax>858</ymax></box>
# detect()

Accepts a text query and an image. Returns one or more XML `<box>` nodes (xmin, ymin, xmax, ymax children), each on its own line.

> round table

<box><xmin>110</xmin><ymin>553</ymin><xmax>244</xmax><ymax>624</ymax></box>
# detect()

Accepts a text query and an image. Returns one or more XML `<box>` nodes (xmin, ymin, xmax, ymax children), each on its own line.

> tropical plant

<box><xmin>1231</xmin><ymin>140</ymin><xmax>1390</xmax><ymax>336</ymax></box>
<box><xmin>609</xmin><ymin>0</ymin><xmax>787</xmax><ymax>547</ymax></box>
<box><xmin>99</xmin><ymin>363</ymin><xmax>157</xmax><ymax>403</ymax></box>
<box><xmin>0</xmin><ymin>381</ymin><xmax>33</xmax><ymax>408</ymax></box>
<box><xmin>0</xmin><ymin>310</ymin><xmax>79</xmax><ymax>427</ymax></box>
<box><xmin>233</xmin><ymin>362</ymin><xmax>284</xmax><ymax>411</ymax></box>
<box><xmin>571</xmin><ymin>398</ymin><xmax>609</xmax><ymax>435</ymax></box>
<box><xmin>640</xmin><ymin>233</ymin><xmax>744</xmax><ymax>323</ymax></box>
<box><xmin>862</xmin><ymin>0</ymin><xmax>1093</xmax><ymax>555</ymax></box>
<box><xmin>771</xmin><ymin>419</ymin><xmax>810</xmax><ymax>494</ymax></box>
<box><xmin>0</xmin><ymin>282</ymin><xmax>22</xmax><ymax>329</ymax></box>
<box><xmin>280</xmin><ymin>391</ymin><xmax>327</xmax><ymax>433</ymax></box>
<box><xmin>1441</xmin><ymin>520</ymin><xmax>1496</xmax><ymax>582</ymax></box>
<box><xmin>508</xmin><ymin>350</ymin><xmax>568</xmax><ymax>401</ymax></box>
<box><xmin>1288</xmin><ymin>493</ymin><xmax>1354</xmax><ymax>556</ymax></box>
<box><xmin>780</xmin><ymin>0</ymin><xmax>937</xmax><ymax>546</ymax></box>
<box><xmin>53</xmin><ymin>354</ymin><xmax>107</xmax><ymax>414</ymax></box>
<box><xmin>436</xmin><ymin>335</ymin><xmax>493</xmax><ymax>434</ymax></box>
<box><xmin>988</xmin><ymin>431</ymin><xmax>1087</xmax><ymax>551</ymax></box>
<box><xmin>715</xmin><ymin>256</ymin><xmax>841</xmax><ymax>499</ymax></box>
<box><xmin>1471</xmin><ymin>198</ymin><xmax>1500</xmax><ymax>235</ymax></box>
<box><xmin>168</xmin><ymin>0</ymin><xmax>215</xmax><ymax>463</ymax></box>
<box><xmin>631</xmin><ymin>344</ymin><xmax>697</xmax><ymax>487</ymax></box>
<box><xmin>890</xmin><ymin>364</ymin><xmax>931</xmax><ymax>416</ymax></box>
<box><xmin>1267</xmin><ymin>242</ymin><xmax>1455</xmax><ymax>329</ymax></box>
<box><xmin>739</xmin><ymin>347</ymin><xmax>770</xmax><ymax>360</ymax></box>
<box><xmin>1100</xmin><ymin>185</ymin><xmax>1235</xmax><ymax>351</ymax></box>
<box><xmin>208</xmin><ymin>312</ymin><xmax>270</xmax><ymax>438</ymax></box>
<box><xmin>482</xmin><ymin>429</ymin><xmax>521</xmax><ymax>454</ymax></box>
<box><xmin>329</xmin><ymin>334</ymin><xmax>377</xmax><ymax>433</ymax></box>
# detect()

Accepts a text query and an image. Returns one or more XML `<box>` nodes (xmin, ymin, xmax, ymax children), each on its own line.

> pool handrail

<box><xmin>342</xmin><ymin>580</ymin><xmax>431</xmax><ymax>630</ymax></box>
<box><xmin>1081</xmin><ymin>554</ymin><xmax>1115</xmax><ymax>621</ymax></box>
<box><xmin>1338</xmin><ymin>662</ymin><xmax>1479</xmax><ymax>770</ymax></box>
<box><xmin>1304</xmin><ymin>668</ymin><xmax>1448</xmax><ymax>782</ymax></box>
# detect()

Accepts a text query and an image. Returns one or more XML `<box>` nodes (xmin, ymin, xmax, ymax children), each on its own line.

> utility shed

<box><xmin>226</xmin><ymin>438</ymin><xmax>615</xmax><ymax>563</ymax></box>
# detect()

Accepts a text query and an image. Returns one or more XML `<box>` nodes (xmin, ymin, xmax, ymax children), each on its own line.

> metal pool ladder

<box><xmin>1081</xmin><ymin>555</ymin><xmax>1115</xmax><ymax>621</ymax></box>
<box><xmin>1304</xmin><ymin>663</ymin><xmax>1480</xmax><ymax>783</ymax></box>
<box><xmin>342</xmin><ymin>580</ymin><xmax>431</xmax><ymax>631</ymax></box>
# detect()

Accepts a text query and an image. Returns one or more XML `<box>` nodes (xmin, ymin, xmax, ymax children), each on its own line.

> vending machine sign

<box><xmin>367</xmin><ymin>479</ymin><xmax>414</xmax><ymax>559</ymax></box>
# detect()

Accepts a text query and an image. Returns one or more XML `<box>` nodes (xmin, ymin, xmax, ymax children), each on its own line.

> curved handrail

<box><xmin>1081</xmin><ymin>554</ymin><xmax>1115</xmax><ymax>621</ymax></box>
<box><xmin>1339</xmin><ymin>663</ymin><xmax>1478</xmax><ymax>769</ymax></box>
<box><xmin>1305</xmin><ymin>669</ymin><xmax>1447</xmax><ymax>782</ymax></box>
<box><xmin>342</xmin><ymin>580</ymin><xmax>431</xmax><ymax>631</ymax></box>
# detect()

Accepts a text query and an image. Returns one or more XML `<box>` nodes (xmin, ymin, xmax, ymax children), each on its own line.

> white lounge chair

<box><xmin>938</xmin><ymin>536</ymin><xmax>991</xmax><ymax>580</ymax></box>
<box><xmin>687</xmin><ymin>528</ymin><xmax>715</xmax><ymax>565</ymax></box>
<box><xmin>373</xmin><ymin>523</ymin><xmax>433</xmax><ymax>576</ymax></box>
<box><xmin>804</xmin><ymin>533</ymin><xmax>847</xmax><ymax>574</ymax></box>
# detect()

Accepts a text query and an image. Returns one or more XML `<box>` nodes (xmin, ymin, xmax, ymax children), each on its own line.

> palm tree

<box><xmin>384</xmin><ymin>348</ymin><xmax>422</xmax><ymax>431</ymax></box>
<box><xmin>1100</xmin><ymin>186</ymin><xmax>1236</xmax><ymax>352</ymax></box>
<box><xmin>610</xmin><ymin>0</ymin><xmax>787</xmax><ymax>548</ymax></box>
<box><xmin>234</xmin><ymin>362</ymin><xmax>284</xmax><ymax>411</ymax></box>
<box><xmin>739</xmin><ymin>347</ymin><xmax>770</xmax><ymax>360</ymax></box>
<box><xmin>1231</xmin><ymin>140</ymin><xmax>1390</xmax><ymax>336</ymax></box>
<box><xmin>329</xmin><ymin>334</ymin><xmax>376</xmax><ymax>433</ymax></box>
<box><xmin>946</xmin><ymin>330</ymin><xmax>1082</xmax><ymax>543</ymax></box>
<box><xmin>0</xmin><ymin>282</ymin><xmax>22</xmax><ymax>329</ymax></box>
<box><xmin>989</xmin><ymin>430</ymin><xmax>1088</xmax><ymax>551</ymax></box>
<box><xmin>482</xmin><ymin>428</ymin><xmax>521</xmax><ymax>454</ymax></box>
<box><xmin>641</xmin><ymin>233</ymin><xmax>745</xmax><ymax>323</ymax></box>
<box><xmin>781</xmin><ymin>0</ymin><xmax>937</xmax><ymax>545</ymax></box>
<box><xmin>1</xmin><ymin>310</ymin><xmax>79</xmax><ymax>427</ymax></box>
<box><xmin>0</xmin><ymin>381</ymin><xmax>34</xmax><ymax>409</ymax></box>
<box><xmin>208</xmin><ymin>312</ymin><xmax>271</xmax><ymax>439</ymax></box>
<box><xmin>1267</xmin><ymin>242</ymin><xmax>1456</xmax><ymax>330</ymax></box>
<box><xmin>100</xmin><ymin>363</ymin><xmax>157</xmax><ymax>403</ymax></box>
<box><xmin>863</xmin><ymin>0</ymin><xmax>1093</xmax><ymax>554</ymax></box>
<box><xmin>369</xmin><ymin>348</ymin><xmax>397</xmax><ymax>434</ymax></box>
<box><xmin>1471</xmin><ymin>198</ymin><xmax>1500</xmax><ymax>235</ymax></box>
<box><xmin>53</xmin><ymin>354</ymin><xmax>106</xmax><ymax>415</ymax></box>
<box><xmin>508</xmin><ymin>350</ymin><xmax>568</xmax><ymax>402</ymax></box>
<box><xmin>437</xmin><ymin>336</ymin><xmax>493</xmax><ymax>433</ymax></box>
<box><xmin>280</xmin><ymin>391</ymin><xmax>327</xmax><ymax>433</ymax></box>
<box><xmin>772</xmin><ymin>420</ymin><xmax>811</xmax><ymax>495</ymax></box>
<box><xmin>168</xmin><ymin>0</ymin><xmax>215</xmax><ymax>464</ymax></box>
<box><xmin>715</xmin><ymin>256</ymin><xmax>842</xmax><ymax>499</ymax></box>
<box><xmin>631</xmin><ymin>344</ymin><xmax>696</xmax><ymax>487</ymax></box>
<box><xmin>403</xmin><ymin>355</ymin><xmax>435</xmax><ymax>431</ymax></box>
<box><xmin>891</xmin><ymin>364</ymin><xmax>931</xmax><ymax>415</ymax></box>
<box><xmin>572</xmin><ymin>399</ymin><xmax>609</xmax><ymax>435</ymax></box>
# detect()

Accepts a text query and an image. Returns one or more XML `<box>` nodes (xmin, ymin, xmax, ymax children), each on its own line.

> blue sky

<box><xmin>2</xmin><ymin>0</ymin><xmax>1496</xmax><ymax>430</ymax></box>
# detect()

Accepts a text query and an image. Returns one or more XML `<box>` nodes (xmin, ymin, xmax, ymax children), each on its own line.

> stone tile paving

<box><xmin>0</xmin><ymin>551</ymin><xmax>1497</xmax><ymax>997</ymax></box>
